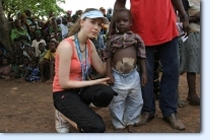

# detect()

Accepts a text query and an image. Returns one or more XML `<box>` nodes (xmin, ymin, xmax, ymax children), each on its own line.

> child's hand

<box><xmin>106</xmin><ymin>73</ymin><xmax>115</xmax><ymax>85</ymax></box>
<box><xmin>141</xmin><ymin>73</ymin><xmax>147</xmax><ymax>86</ymax></box>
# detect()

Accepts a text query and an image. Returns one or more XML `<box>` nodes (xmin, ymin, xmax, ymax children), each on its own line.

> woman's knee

<box><xmin>99</xmin><ymin>85</ymin><xmax>115</xmax><ymax>106</ymax></box>
<box><xmin>80</xmin><ymin>118</ymin><xmax>106</xmax><ymax>133</ymax></box>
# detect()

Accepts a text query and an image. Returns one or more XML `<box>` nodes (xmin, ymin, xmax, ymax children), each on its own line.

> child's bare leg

<box><xmin>46</xmin><ymin>61</ymin><xmax>54</xmax><ymax>83</ymax></box>
<box><xmin>39</xmin><ymin>61</ymin><xmax>48</xmax><ymax>82</ymax></box>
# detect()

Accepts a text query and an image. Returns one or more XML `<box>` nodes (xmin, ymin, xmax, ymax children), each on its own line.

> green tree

<box><xmin>0</xmin><ymin>0</ymin><xmax>65</xmax><ymax>52</ymax></box>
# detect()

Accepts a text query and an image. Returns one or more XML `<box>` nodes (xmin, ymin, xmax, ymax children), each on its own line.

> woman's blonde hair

<box><xmin>69</xmin><ymin>8</ymin><xmax>98</xmax><ymax>36</ymax></box>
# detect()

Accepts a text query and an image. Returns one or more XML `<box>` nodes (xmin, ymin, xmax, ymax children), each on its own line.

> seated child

<box><xmin>39</xmin><ymin>39</ymin><xmax>57</xmax><ymax>82</ymax></box>
<box><xmin>23</xmin><ymin>59</ymin><xmax>41</xmax><ymax>82</ymax></box>
<box><xmin>12</xmin><ymin>49</ymin><xmax>28</xmax><ymax>79</ymax></box>
<box><xmin>15</xmin><ymin>56</ymin><xmax>30</xmax><ymax>81</ymax></box>
<box><xmin>105</xmin><ymin>8</ymin><xmax>147</xmax><ymax>133</ymax></box>
<box><xmin>37</xmin><ymin>42</ymin><xmax>47</xmax><ymax>63</ymax></box>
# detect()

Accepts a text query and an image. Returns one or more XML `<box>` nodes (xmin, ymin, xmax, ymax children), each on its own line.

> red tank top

<box><xmin>53</xmin><ymin>37</ymin><xmax>92</xmax><ymax>92</ymax></box>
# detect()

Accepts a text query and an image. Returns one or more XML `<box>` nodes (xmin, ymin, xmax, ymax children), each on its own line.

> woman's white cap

<box><xmin>81</xmin><ymin>10</ymin><xmax>109</xmax><ymax>24</ymax></box>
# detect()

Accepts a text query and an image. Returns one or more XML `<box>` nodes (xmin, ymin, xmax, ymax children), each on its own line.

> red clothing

<box><xmin>53</xmin><ymin>38</ymin><xmax>92</xmax><ymax>92</ymax></box>
<box><xmin>130</xmin><ymin>0</ymin><xmax>179</xmax><ymax>46</ymax></box>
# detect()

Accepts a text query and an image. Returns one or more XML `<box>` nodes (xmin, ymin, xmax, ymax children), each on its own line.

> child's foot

<box><xmin>127</xmin><ymin>125</ymin><xmax>135</xmax><ymax>133</ymax></box>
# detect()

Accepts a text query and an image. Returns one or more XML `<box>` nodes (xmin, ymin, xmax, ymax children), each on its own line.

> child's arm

<box><xmin>106</xmin><ymin>57</ymin><xmax>114</xmax><ymax>85</ymax></box>
<box><xmin>138</xmin><ymin>58</ymin><xmax>147</xmax><ymax>86</ymax></box>
<box><xmin>104</xmin><ymin>38</ymin><xmax>115</xmax><ymax>85</ymax></box>
<box><xmin>135</xmin><ymin>33</ymin><xmax>147</xmax><ymax>86</ymax></box>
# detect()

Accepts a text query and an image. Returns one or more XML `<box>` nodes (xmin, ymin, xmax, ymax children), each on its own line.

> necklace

<box><xmin>79</xmin><ymin>43</ymin><xmax>86</xmax><ymax>53</ymax></box>
<box><xmin>74</xmin><ymin>33</ymin><xmax>90</xmax><ymax>80</ymax></box>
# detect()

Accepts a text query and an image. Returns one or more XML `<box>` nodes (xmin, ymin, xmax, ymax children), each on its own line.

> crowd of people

<box><xmin>0</xmin><ymin>0</ymin><xmax>200</xmax><ymax>133</ymax></box>
<box><xmin>0</xmin><ymin>7</ymin><xmax>112</xmax><ymax>82</ymax></box>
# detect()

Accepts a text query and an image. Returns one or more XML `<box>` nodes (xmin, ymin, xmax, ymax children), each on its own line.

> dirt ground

<box><xmin>0</xmin><ymin>73</ymin><xmax>200</xmax><ymax>133</ymax></box>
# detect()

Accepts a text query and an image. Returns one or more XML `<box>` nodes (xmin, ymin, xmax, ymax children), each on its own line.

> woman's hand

<box><xmin>94</xmin><ymin>77</ymin><xmax>111</xmax><ymax>85</ymax></box>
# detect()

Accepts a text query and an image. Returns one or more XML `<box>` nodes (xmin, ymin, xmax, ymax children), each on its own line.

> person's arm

<box><xmin>105</xmin><ymin>38</ymin><xmax>114</xmax><ymax>85</ymax></box>
<box><xmin>139</xmin><ymin>58</ymin><xmax>147</xmax><ymax>86</ymax></box>
<box><xmin>182</xmin><ymin>0</ymin><xmax>200</xmax><ymax>23</ymax></box>
<box><xmin>171</xmin><ymin>0</ymin><xmax>190</xmax><ymax>35</ymax></box>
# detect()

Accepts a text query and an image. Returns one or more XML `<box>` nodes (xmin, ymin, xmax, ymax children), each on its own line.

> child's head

<box><xmin>22</xmin><ymin>56</ymin><xmax>30</xmax><ymax>65</ymax></box>
<box><xmin>99</xmin><ymin>7</ymin><xmax>106</xmax><ymax>15</ymax></box>
<box><xmin>30</xmin><ymin>59</ymin><xmax>37</xmax><ymax>68</ymax></box>
<box><xmin>34</xmin><ymin>30</ymin><xmax>42</xmax><ymax>39</ymax></box>
<box><xmin>107</xmin><ymin>8</ymin><xmax>113</xmax><ymax>14</ymax></box>
<box><xmin>115</xmin><ymin>8</ymin><xmax>132</xmax><ymax>33</ymax></box>
<box><xmin>49</xmin><ymin>39</ymin><xmax>58</xmax><ymax>53</ymax></box>
<box><xmin>56</xmin><ymin>17</ymin><xmax>62</xmax><ymax>25</ymax></box>
<box><xmin>69</xmin><ymin>8</ymin><xmax>109</xmax><ymax>39</ymax></box>
<box><xmin>22</xmin><ymin>56</ymin><xmax>30</xmax><ymax>66</ymax></box>
<box><xmin>38</xmin><ymin>42</ymin><xmax>46</xmax><ymax>52</ymax></box>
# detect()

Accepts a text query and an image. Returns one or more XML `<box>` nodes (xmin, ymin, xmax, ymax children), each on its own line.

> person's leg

<box><xmin>55</xmin><ymin>109</ymin><xmax>69</xmax><ymax>133</ymax></box>
<box><xmin>158</xmin><ymin>37</ymin><xmax>179</xmax><ymax>116</ymax></box>
<box><xmin>53</xmin><ymin>90</ymin><xmax>108</xmax><ymax>133</ymax></box>
<box><xmin>177</xmin><ymin>37</ymin><xmax>187</xmax><ymax>108</ymax></box>
<box><xmin>158</xmin><ymin>37</ymin><xmax>185</xmax><ymax>130</ymax></box>
<box><xmin>153</xmin><ymin>49</ymin><xmax>160</xmax><ymax>100</ymax></box>
<box><xmin>186</xmin><ymin>32</ymin><xmax>200</xmax><ymax>105</ymax></box>
<box><xmin>108</xmin><ymin>70</ymin><xmax>129</xmax><ymax>130</ymax></box>
<box><xmin>187</xmin><ymin>72</ymin><xmax>200</xmax><ymax>105</ymax></box>
<box><xmin>46</xmin><ymin>61</ymin><xmax>54</xmax><ymax>83</ymax></box>
<box><xmin>39</xmin><ymin>61</ymin><xmax>49</xmax><ymax>82</ymax></box>
<box><xmin>123</xmin><ymin>70</ymin><xmax>143</xmax><ymax>133</ymax></box>
<box><xmin>109</xmin><ymin>87</ymin><xmax>127</xmax><ymax>130</ymax></box>
<box><xmin>180</xmin><ymin>32</ymin><xmax>200</xmax><ymax>105</ymax></box>
<box><xmin>79</xmin><ymin>84</ymin><xmax>115</xmax><ymax>108</ymax></box>
<box><xmin>138</xmin><ymin>47</ymin><xmax>155</xmax><ymax>125</ymax></box>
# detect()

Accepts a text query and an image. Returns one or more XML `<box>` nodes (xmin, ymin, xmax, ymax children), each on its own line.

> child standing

<box><xmin>105</xmin><ymin>8</ymin><xmax>147</xmax><ymax>132</ymax></box>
